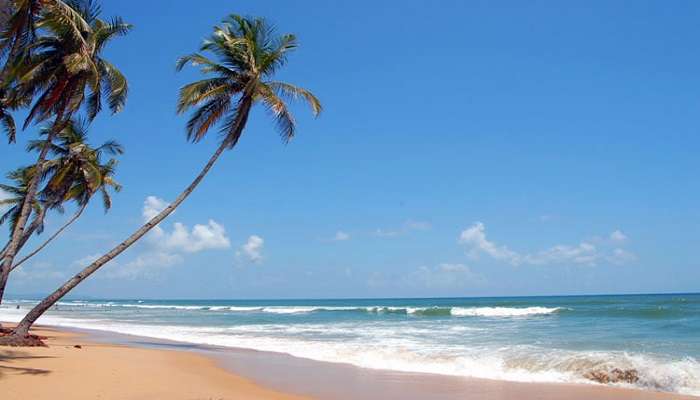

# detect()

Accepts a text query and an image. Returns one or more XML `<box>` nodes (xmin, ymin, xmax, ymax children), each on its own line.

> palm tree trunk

<box><xmin>8</xmin><ymin>98</ymin><xmax>251</xmax><ymax>339</ymax></box>
<box><xmin>0</xmin><ymin>207</ymin><xmax>45</xmax><ymax>330</ymax></box>
<box><xmin>11</xmin><ymin>204</ymin><xmax>87</xmax><ymax>272</ymax></box>
<box><xmin>0</xmin><ymin>207</ymin><xmax>46</xmax><ymax>316</ymax></box>
<box><xmin>0</xmin><ymin>115</ymin><xmax>66</xmax><ymax>306</ymax></box>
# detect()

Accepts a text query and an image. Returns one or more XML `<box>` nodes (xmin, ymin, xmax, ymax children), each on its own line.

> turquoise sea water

<box><xmin>2</xmin><ymin>293</ymin><xmax>699</xmax><ymax>395</ymax></box>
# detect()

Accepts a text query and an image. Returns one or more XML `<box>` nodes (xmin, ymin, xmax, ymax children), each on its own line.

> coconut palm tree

<box><xmin>0</xmin><ymin>1</ymin><xmax>88</xmax><ymax>138</ymax></box>
<box><xmin>0</xmin><ymin>168</ymin><xmax>45</xmax><ymax>240</ymax></box>
<box><xmin>0</xmin><ymin>1</ymin><xmax>130</xmax><ymax>305</ymax></box>
<box><xmin>10</xmin><ymin>119</ymin><xmax>122</xmax><ymax>271</ymax></box>
<box><xmin>1</xmin><ymin>14</ymin><xmax>322</xmax><ymax>345</ymax></box>
<box><xmin>0</xmin><ymin>167</ymin><xmax>47</xmax><ymax>267</ymax></box>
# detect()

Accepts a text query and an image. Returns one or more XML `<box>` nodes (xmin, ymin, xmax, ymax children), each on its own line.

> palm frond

<box><xmin>258</xmin><ymin>86</ymin><xmax>295</xmax><ymax>142</ymax></box>
<box><xmin>185</xmin><ymin>95</ymin><xmax>231</xmax><ymax>143</ymax></box>
<box><xmin>266</xmin><ymin>81</ymin><xmax>322</xmax><ymax>116</ymax></box>
<box><xmin>177</xmin><ymin>77</ymin><xmax>238</xmax><ymax>114</ymax></box>
<box><xmin>0</xmin><ymin>110</ymin><xmax>16</xmax><ymax>143</ymax></box>
<box><xmin>99</xmin><ymin>59</ymin><xmax>127</xmax><ymax>114</ymax></box>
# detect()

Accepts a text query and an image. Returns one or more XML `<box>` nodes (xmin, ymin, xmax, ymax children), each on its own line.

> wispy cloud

<box><xmin>331</xmin><ymin>231</ymin><xmax>350</xmax><ymax>241</ymax></box>
<box><xmin>373</xmin><ymin>228</ymin><xmax>399</xmax><ymax>238</ymax></box>
<box><xmin>404</xmin><ymin>219</ymin><xmax>432</xmax><ymax>231</ymax></box>
<box><xmin>236</xmin><ymin>235</ymin><xmax>264</xmax><ymax>264</ymax></box>
<box><xmin>369</xmin><ymin>263</ymin><xmax>484</xmax><ymax>290</ymax></box>
<box><xmin>610</xmin><ymin>230</ymin><xmax>627</xmax><ymax>242</ymax></box>
<box><xmin>403</xmin><ymin>263</ymin><xmax>484</xmax><ymax>289</ymax></box>
<box><xmin>538</xmin><ymin>214</ymin><xmax>558</xmax><ymax>223</ymax></box>
<box><xmin>73</xmin><ymin>250</ymin><xmax>186</xmax><ymax>280</ymax></box>
<box><xmin>458</xmin><ymin>222</ymin><xmax>636</xmax><ymax>267</ymax></box>
<box><xmin>109</xmin><ymin>252</ymin><xmax>184</xmax><ymax>279</ymax></box>
<box><xmin>373</xmin><ymin>219</ymin><xmax>432</xmax><ymax>238</ymax></box>
<box><xmin>12</xmin><ymin>261</ymin><xmax>66</xmax><ymax>282</ymax></box>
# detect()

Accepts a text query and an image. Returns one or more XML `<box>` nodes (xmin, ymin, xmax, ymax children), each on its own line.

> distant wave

<box><xmin>19</xmin><ymin>301</ymin><xmax>567</xmax><ymax>317</ymax></box>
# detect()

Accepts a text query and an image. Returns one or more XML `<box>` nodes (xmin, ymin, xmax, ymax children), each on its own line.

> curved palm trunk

<box><xmin>8</xmin><ymin>208</ymin><xmax>47</xmax><ymax>257</ymax></box>
<box><xmin>11</xmin><ymin>204</ymin><xmax>87</xmax><ymax>271</ymax></box>
<box><xmin>0</xmin><ymin>211</ymin><xmax>44</xmax><ymax>260</ymax></box>
<box><xmin>0</xmin><ymin>206</ymin><xmax>47</xmax><ymax>300</ymax></box>
<box><xmin>0</xmin><ymin>115</ymin><xmax>67</xmax><ymax>306</ymax></box>
<box><xmin>8</xmin><ymin>100</ymin><xmax>251</xmax><ymax>339</ymax></box>
<box><xmin>1</xmin><ymin>204</ymin><xmax>47</xmax><ymax>254</ymax></box>
<box><xmin>0</xmin><ymin>208</ymin><xmax>45</xmax><ymax>329</ymax></box>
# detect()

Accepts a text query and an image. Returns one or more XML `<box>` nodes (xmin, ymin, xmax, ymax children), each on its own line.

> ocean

<box><xmin>1</xmin><ymin>293</ymin><xmax>699</xmax><ymax>396</ymax></box>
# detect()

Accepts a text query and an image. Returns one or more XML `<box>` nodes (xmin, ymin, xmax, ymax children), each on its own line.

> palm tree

<box><xmin>0</xmin><ymin>120</ymin><xmax>121</xmax><ymax>310</ymax></box>
<box><xmin>10</xmin><ymin>119</ymin><xmax>122</xmax><ymax>270</ymax></box>
<box><xmin>0</xmin><ymin>1</ymin><xmax>87</xmax><ymax>141</ymax></box>
<box><xmin>0</xmin><ymin>168</ymin><xmax>45</xmax><ymax>237</ymax></box>
<box><xmin>0</xmin><ymin>167</ymin><xmax>46</xmax><ymax>259</ymax></box>
<box><xmin>0</xmin><ymin>1</ymin><xmax>130</xmax><ymax>306</ymax></box>
<box><xmin>1</xmin><ymin>14</ymin><xmax>322</xmax><ymax>345</ymax></box>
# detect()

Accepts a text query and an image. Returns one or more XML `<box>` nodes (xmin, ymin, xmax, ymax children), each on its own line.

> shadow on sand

<box><xmin>0</xmin><ymin>350</ymin><xmax>53</xmax><ymax>378</ymax></box>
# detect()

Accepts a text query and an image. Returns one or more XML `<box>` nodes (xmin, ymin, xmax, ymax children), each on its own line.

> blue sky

<box><xmin>2</xmin><ymin>0</ymin><xmax>699</xmax><ymax>299</ymax></box>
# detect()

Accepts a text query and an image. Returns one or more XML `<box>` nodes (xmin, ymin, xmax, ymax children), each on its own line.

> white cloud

<box><xmin>153</xmin><ymin>220</ymin><xmax>230</xmax><ymax>253</ymax></box>
<box><xmin>610</xmin><ymin>230</ymin><xmax>628</xmax><ymax>242</ymax></box>
<box><xmin>142</xmin><ymin>196</ymin><xmax>168</xmax><ymax>221</ymax></box>
<box><xmin>332</xmin><ymin>231</ymin><xmax>350</xmax><ymax>241</ymax></box>
<box><xmin>236</xmin><ymin>235</ymin><xmax>264</xmax><ymax>264</ymax></box>
<box><xmin>142</xmin><ymin>196</ymin><xmax>231</xmax><ymax>254</ymax></box>
<box><xmin>458</xmin><ymin>222</ymin><xmax>521</xmax><ymax>264</ymax></box>
<box><xmin>458</xmin><ymin>222</ymin><xmax>636</xmax><ymax>267</ymax></box>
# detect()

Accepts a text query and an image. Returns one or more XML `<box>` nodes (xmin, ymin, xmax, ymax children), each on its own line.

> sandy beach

<box><xmin>0</xmin><ymin>323</ymin><xmax>308</xmax><ymax>400</ymax></box>
<box><xmin>1</xmin><ymin>322</ymin><xmax>698</xmax><ymax>400</ymax></box>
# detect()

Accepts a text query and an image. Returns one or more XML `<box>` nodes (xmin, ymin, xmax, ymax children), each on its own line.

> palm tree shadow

<box><xmin>0</xmin><ymin>364</ymin><xmax>51</xmax><ymax>375</ymax></box>
<box><xmin>0</xmin><ymin>350</ymin><xmax>54</xmax><ymax>378</ymax></box>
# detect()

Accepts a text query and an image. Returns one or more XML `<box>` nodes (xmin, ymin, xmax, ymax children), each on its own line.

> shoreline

<box><xmin>1</xmin><ymin>322</ymin><xmax>698</xmax><ymax>400</ymax></box>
